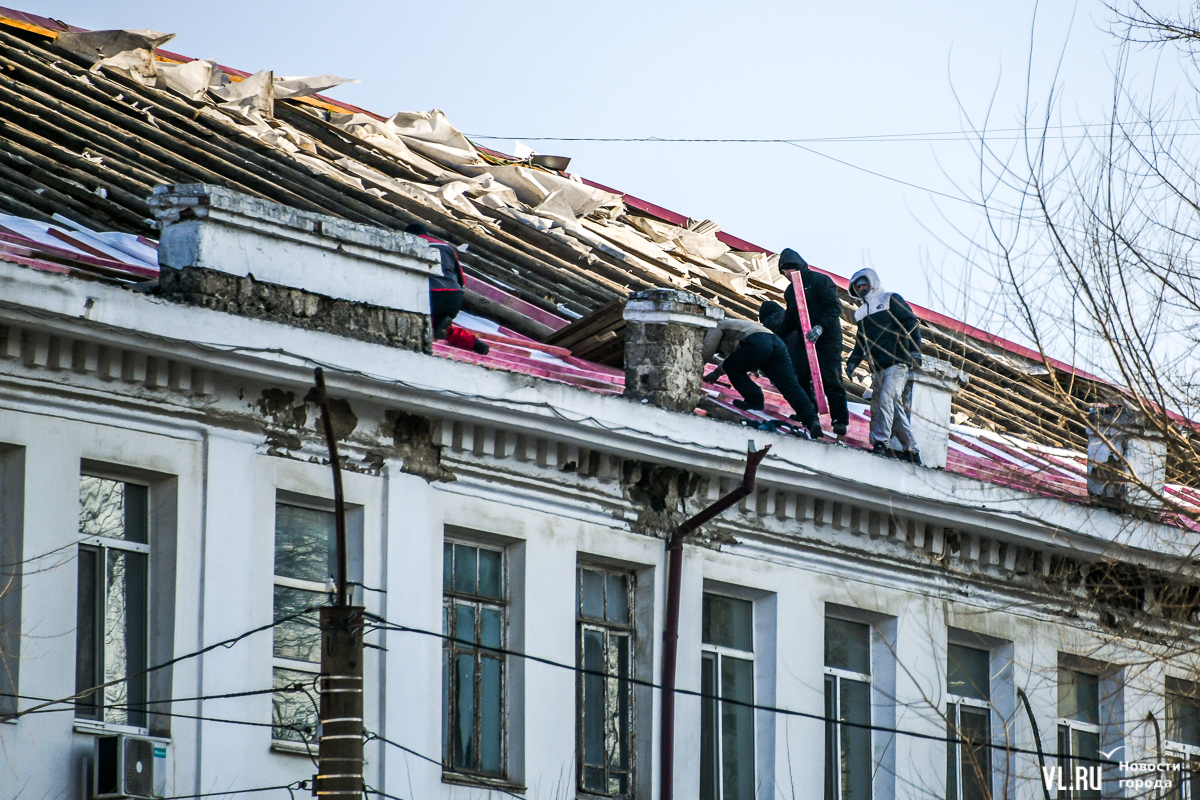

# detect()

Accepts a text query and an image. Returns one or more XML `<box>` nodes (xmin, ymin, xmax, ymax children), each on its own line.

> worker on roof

<box><xmin>701</xmin><ymin>318</ymin><xmax>823</xmax><ymax>439</ymax></box>
<box><xmin>405</xmin><ymin>222</ymin><xmax>488</xmax><ymax>355</ymax></box>
<box><xmin>844</xmin><ymin>268</ymin><xmax>923</xmax><ymax>464</ymax></box>
<box><xmin>764</xmin><ymin>249</ymin><xmax>850</xmax><ymax>437</ymax></box>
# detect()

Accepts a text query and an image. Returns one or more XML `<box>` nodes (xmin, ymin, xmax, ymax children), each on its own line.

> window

<box><xmin>946</xmin><ymin>644</ymin><xmax>991</xmax><ymax>800</ymax></box>
<box><xmin>701</xmin><ymin>592</ymin><xmax>755</xmax><ymax>800</ymax></box>
<box><xmin>75</xmin><ymin>476</ymin><xmax>149</xmax><ymax>728</ymax></box>
<box><xmin>271</xmin><ymin>502</ymin><xmax>336</xmax><ymax>748</ymax></box>
<box><xmin>1057</xmin><ymin>668</ymin><xmax>1101</xmax><ymax>800</ymax></box>
<box><xmin>825</xmin><ymin>617</ymin><xmax>871</xmax><ymax>800</ymax></box>
<box><xmin>443</xmin><ymin>540</ymin><xmax>506</xmax><ymax>777</ymax></box>
<box><xmin>577</xmin><ymin>565</ymin><xmax>634</xmax><ymax>796</ymax></box>
<box><xmin>1165</xmin><ymin>676</ymin><xmax>1200</xmax><ymax>800</ymax></box>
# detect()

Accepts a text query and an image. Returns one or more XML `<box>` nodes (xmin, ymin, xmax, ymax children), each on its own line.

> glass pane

<box><xmin>703</xmin><ymin>593</ymin><xmax>753</xmax><ymax>651</ymax></box>
<box><xmin>959</xmin><ymin>706</ymin><xmax>991</xmax><ymax>800</ymax></box>
<box><xmin>582</xmin><ymin>628</ymin><xmax>606</xmax><ymax>776</ymax></box>
<box><xmin>273</xmin><ymin>585</ymin><xmax>324</xmax><ymax>663</ymax></box>
<box><xmin>442</xmin><ymin>652</ymin><xmax>451</xmax><ymax>763</ymax></box>
<box><xmin>123</xmin><ymin>484</ymin><xmax>148</xmax><ymax>544</ymax></box>
<box><xmin>702</xmin><ymin>653</ymin><xmax>719</xmax><ymax>800</ymax></box>
<box><xmin>946</xmin><ymin>707</ymin><xmax>958</xmax><ymax>800</ymax></box>
<box><xmin>948</xmin><ymin>644</ymin><xmax>990</xmax><ymax>701</ymax></box>
<box><xmin>606</xmin><ymin>573</ymin><xmax>629</xmax><ymax>624</ymax></box>
<box><xmin>272</xmin><ymin>666</ymin><xmax>318</xmax><ymax>744</ymax></box>
<box><xmin>1167</xmin><ymin>677</ymin><xmax>1200</xmax><ymax>746</ymax></box>
<box><xmin>581</xmin><ymin>569</ymin><xmax>605</xmax><ymax>620</ymax></box>
<box><xmin>81</xmin><ymin>477</ymin><xmax>125</xmax><ymax>539</ymax></box>
<box><xmin>443</xmin><ymin>542</ymin><xmax>453</xmax><ymax>591</ymax></box>
<box><xmin>825</xmin><ymin>681</ymin><xmax>835</xmax><ymax>800</ymax></box>
<box><xmin>840</xmin><ymin>679</ymin><xmax>872</xmax><ymax>800</ymax></box>
<box><xmin>274</xmin><ymin>504</ymin><xmax>336</xmax><ymax>583</ymax></box>
<box><xmin>453</xmin><ymin>653</ymin><xmax>476</xmax><ymax>769</ymax></box>
<box><xmin>480</xmin><ymin>656</ymin><xmax>502</xmax><ymax>775</ymax></box>
<box><xmin>1058</xmin><ymin>668</ymin><xmax>1099</xmax><ymax>724</ymax></box>
<box><xmin>103</xmin><ymin>549</ymin><xmax>147</xmax><ymax>727</ymax></box>
<box><xmin>481</xmin><ymin>607</ymin><xmax>502</xmax><ymax>649</ymax></box>
<box><xmin>1074</xmin><ymin>728</ymin><xmax>1100</xmax><ymax>797</ymax></box>
<box><xmin>825</xmin><ymin>617</ymin><xmax>871</xmax><ymax>674</ymax></box>
<box><xmin>455</xmin><ymin>603</ymin><xmax>477</xmax><ymax>645</ymax></box>
<box><xmin>75</xmin><ymin>546</ymin><xmax>100</xmax><ymax>719</ymax></box>
<box><xmin>721</xmin><ymin>655</ymin><xmax>755</xmax><ymax>800</ymax></box>
<box><xmin>478</xmin><ymin>549</ymin><xmax>502</xmax><ymax>599</ymax></box>
<box><xmin>1057</xmin><ymin>725</ymin><xmax>1070</xmax><ymax>799</ymax></box>
<box><xmin>613</xmin><ymin>634</ymin><xmax>631</xmax><ymax>776</ymax></box>
<box><xmin>454</xmin><ymin>544</ymin><xmax>477</xmax><ymax>595</ymax></box>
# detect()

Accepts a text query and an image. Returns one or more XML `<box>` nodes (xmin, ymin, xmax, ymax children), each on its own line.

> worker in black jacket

<box><xmin>844</xmin><ymin>268</ymin><xmax>922</xmax><ymax>463</ymax></box>
<box><xmin>405</xmin><ymin>222</ymin><xmax>488</xmax><ymax>354</ymax></box>
<box><xmin>765</xmin><ymin>249</ymin><xmax>850</xmax><ymax>436</ymax></box>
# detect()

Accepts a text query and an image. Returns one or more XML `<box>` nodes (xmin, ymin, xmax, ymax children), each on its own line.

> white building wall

<box><xmin>0</xmin><ymin>367</ymin><xmax>1190</xmax><ymax>800</ymax></box>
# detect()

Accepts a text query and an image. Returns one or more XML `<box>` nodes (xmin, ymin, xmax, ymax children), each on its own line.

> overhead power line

<box><xmin>467</xmin><ymin>117</ymin><xmax>1200</xmax><ymax>145</ymax></box>
<box><xmin>368</xmin><ymin>614</ymin><xmax>1126</xmax><ymax>768</ymax></box>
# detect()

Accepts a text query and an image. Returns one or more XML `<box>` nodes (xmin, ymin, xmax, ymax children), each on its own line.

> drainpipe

<box><xmin>660</xmin><ymin>442</ymin><xmax>771</xmax><ymax>800</ymax></box>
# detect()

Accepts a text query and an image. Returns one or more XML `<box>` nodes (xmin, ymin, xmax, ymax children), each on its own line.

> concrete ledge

<box><xmin>151</xmin><ymin>184</ymin><xmax>437</xmax><ymax>312</ymax></box>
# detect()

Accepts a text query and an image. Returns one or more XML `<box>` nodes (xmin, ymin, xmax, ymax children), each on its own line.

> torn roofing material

<box><xmin>0</xmin><ymin>6</ymin><xmax>1187</xmax><ymax>468</ymax></box>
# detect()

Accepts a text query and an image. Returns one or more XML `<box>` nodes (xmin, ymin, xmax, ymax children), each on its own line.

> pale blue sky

<box><xmin>30</xmin><ymin>1</ymin><xmax>1194</xmax><ymax>323</ymax></box>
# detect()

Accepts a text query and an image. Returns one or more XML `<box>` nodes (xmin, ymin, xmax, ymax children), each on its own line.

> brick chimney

<box><xmin>1086</xmin><ymin>404</ymin><xmax>1167</xmax><ymax>510</ymax></box>
<box><xmin>622</xmin><ymin>289</ymin><xmax>723</xmax><ymax>412</ymax></box>
<box><xmin>907</xmin><ymin>359</ymin><xmax>969</xmax><ymax>469</ymax></box>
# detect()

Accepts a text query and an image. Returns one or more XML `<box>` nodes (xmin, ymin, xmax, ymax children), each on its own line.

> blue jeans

<box><xmin>870</xmin><ymin>364</ymin><xmax>915</xmax><ymax>449</ymax></box>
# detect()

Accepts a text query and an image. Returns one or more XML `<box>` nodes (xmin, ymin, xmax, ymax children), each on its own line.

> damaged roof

<box><xmin>0</xmin><ymin>6</ymin><xmax>1196</xmax><ymax>524</ymax></box>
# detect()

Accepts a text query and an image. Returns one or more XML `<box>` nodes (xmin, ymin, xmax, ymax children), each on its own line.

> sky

<box><xmin>29</xmin><ymin>1</ymin><xmax>1197</xmax><ymax>326</ymax></box>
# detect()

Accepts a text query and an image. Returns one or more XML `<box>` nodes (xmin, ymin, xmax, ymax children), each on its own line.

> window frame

<box><xmin>270</xmin><ymin>496</ymin><xmax>339</xmax><ymax>755</ymax></box>
<box><xmin>576</xmin><ymin>564</ymin><xmax>636</xmax><ymax>798</ymax></box>
<box><xmin>700</xmin><ymin>591</ymin><xmax>756</xmax><ymax>800</ymax></box>
<box><xmin>1164</xmin><ymin>676</ymin><xmax>1200</xmax><ymax>800</ymax></box>
<box><xmin>824</xmin><ymin>617</ymin><xmax>873</xmax><ymax>800</ymax></box>
<box><xmin>442</xmin><ymin>538</ymin><xmax>509</xmax><ymax>780</ymax></box>
<box><xmin>1056</xmin><ymin>667</ymin><xmax>1102</xmax><ymax>800</ymax></box>
<box><xmin>74</xmin><ymin>474</ymin><xmax>152</xmax><ymax>735</ymax></box>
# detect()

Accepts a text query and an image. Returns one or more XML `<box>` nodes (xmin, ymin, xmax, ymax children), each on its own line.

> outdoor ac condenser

<box><xmin>94</xmin><ymin>734</ymin><xmax>157</xmax><ymax>799</ymax></box>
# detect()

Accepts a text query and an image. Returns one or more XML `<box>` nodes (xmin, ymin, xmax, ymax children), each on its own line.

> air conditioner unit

<box><xmin>94</xmin><ymin>734</ymin><xmax>158</xmax><ymax>799</ymax></box>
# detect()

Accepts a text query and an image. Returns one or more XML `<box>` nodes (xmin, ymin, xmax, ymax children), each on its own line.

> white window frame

<box><xmin>74</xmin><ymin>474</ymin><xmax>151</xmax><ymax>736</ymax></box>
<box><xmin>824</xmin><ymin>619</ymin><xmax>872</xmax><ymax>800</ymax></box>
<box><xmin>576</xmin><ymin>563</ymin><xmax>636</xmax><ymax>798</ymax></box>
<box><xmin>701</xmin><ymin>593</ymin><xmax>756</xmax><ymax>800</ymax></box>
<box><xmin>270</xmin><ymin>496</ymin><xmax>337</xmax><ymax>755</ymax></box>
<box><xmin>1164</xmin><ymin>677</ymin><xmax>1200</xmax><ymax>799</ymax></box>
<box><xmin>946</xmin><ymin>694</ymin><xmax>992</xmax><ymax>800</ymax></box>
<box><xmin>442</xmin><ymin>538</ymin><xmax>508</xmax><ymax>781</ymax></box>
<box><xmin>1056</xmin><ymin>668</ymin><xmax>1102</xmax><ymax>800</ymax></box>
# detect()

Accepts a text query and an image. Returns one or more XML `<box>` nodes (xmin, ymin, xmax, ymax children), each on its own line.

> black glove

<box><xmin>805</xmin><ymin>325</ymin><xmax>823</xmax><ymax>343</ymax></box>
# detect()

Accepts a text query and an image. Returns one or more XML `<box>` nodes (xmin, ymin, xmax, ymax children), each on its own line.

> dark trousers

<box><xmin>431</xmin><ymin>289</ymin><xmax>463</xmax><ymax>338</ymax></box>
<box><xmin>786</xmin><ymin>336</ymin><xmax>850</xmax><ymax>427</ymax></box>
<box><xmin>723</xmin><ymin>333</ymin><xmax>819</xmax><ymax>425</ymax></box>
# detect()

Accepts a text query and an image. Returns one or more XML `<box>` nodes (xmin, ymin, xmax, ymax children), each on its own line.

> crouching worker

<box><xmin>405</xmin><ymin>222</ymin><xmax>488</xmax><ymax>355</ymax></box>
<box><xmin>844</xmin><ymin>268</ymin><xmax>922</xmax><ymax>464</ymax></box>
<box><xmin>701</xmin><ymin>317</ymin><xmax>823</xmax><ymax>439</ymax></box>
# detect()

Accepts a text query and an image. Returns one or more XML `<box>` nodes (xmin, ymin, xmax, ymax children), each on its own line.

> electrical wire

<box><xmin>155</xmin><ymin>782</ymin><xmax>304</xmax><ymax>800</ymax></box>
<box><xmin>362</xmin><ymin>731</ymin><xmax>526</xmax><ymax>800</ymax></box>
<box><xmin>368</xmin><ymin>613</ymin><xmax>1129</xmax><ymax>767</ymax></box>
<box><xmin>0</xmin><ymin>607</ymin><xmax>318</xmax><ymax>723</ymax></box>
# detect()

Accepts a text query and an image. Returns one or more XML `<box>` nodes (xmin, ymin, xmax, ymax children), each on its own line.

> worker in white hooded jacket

<box><xmin>844</xmin><ymin>268</ymin><xmax>923</xmax><ymax>463</ymax></box>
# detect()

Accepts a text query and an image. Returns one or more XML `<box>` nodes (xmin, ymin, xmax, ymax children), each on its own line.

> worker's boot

<box><xmin>732</xmin><ymin>399</ymin><xmax>764</xmax><ymax>412</ymax></box>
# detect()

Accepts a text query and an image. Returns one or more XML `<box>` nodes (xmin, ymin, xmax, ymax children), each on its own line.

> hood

<box><xmin>849</xmin><ymin>268</ymin><xmax>893</xmax><ymax>321</ymax></box>
<box><xmin>758</xmin><ymin>299</ymin><xmax>785</xmax><ymax>330</ymax></box>
<box><xmin>778</xmin><ymin>248</ymin><xmax>809</xmax><ymax>273</ymax></box>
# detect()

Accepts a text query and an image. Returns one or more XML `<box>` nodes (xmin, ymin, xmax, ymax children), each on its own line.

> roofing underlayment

<box><xmin>0</xmin><ymin>7</ymin><xmax>1196</xmax><ymax>525</ymax></box>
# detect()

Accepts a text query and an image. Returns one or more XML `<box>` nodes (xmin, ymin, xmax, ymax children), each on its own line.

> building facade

<box><xmin>2</xmin><ymin>184</ymin><xmax>1198</xmax><ymax>800</ymax></box>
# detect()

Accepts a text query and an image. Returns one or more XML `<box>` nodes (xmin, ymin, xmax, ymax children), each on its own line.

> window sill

<box><xmin>73</xmin><ymin>719</ymin><xmax>164</xmax><ymax>741</ymax></box>
<box><xmin>442</xmin><ymin>770</ymin><xmax>526</xmax><ymax>794</ymax></box>
<box><xmin>271</xmin><ymin>739</ymin><xmax>318</xmax><ymax>757</ymax></box>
